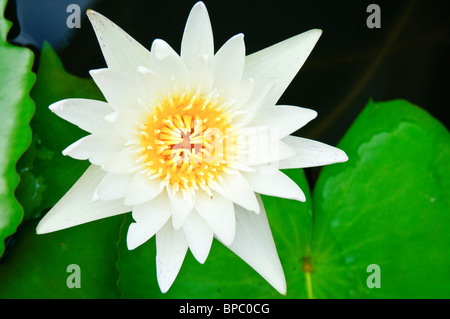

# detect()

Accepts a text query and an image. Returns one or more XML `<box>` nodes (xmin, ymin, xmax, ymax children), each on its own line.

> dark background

<box><xmin>6</xmin><ymin>0</ymin><xmax>450</xmax><ymax>182</ymax></box>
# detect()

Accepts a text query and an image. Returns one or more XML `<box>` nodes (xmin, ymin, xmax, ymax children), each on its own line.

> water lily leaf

<box><xmin>0</xmin><ymin>215</ymin><xmax>124</xmax><ymax>298</ymax></box>
<box><xmin>311</xmin><ymin>99</ymin><xmax>450</xmax><ymax>298</ymax></box>
<box><xmin>15</xmin><ymin>42</ymin><xmax>103</xmax><ymax>221</ymax></box>
<box><xmin>0</xmin><ymin>0</ymin><xmax>35</xmax><ymax>257</ymax></box>
<box><xmin>0</xmin><ymin>41</ymin><xmax>123</xmax><ymax>298</ymax></box>
<box><xmin>116</xmin><ymin>168</ymin><xmax>313</xmax><ymax>298</ymax></box>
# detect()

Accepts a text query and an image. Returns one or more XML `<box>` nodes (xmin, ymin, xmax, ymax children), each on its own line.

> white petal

<box><xmin>86</xmin><ymin>10</ymin><xmax>151</xmax><ymax>76</ymax></box>
<box><xmin>279</xmin><ymin>135</ymin><xmax>349</xmax><ymax>169</ymax></box>
<box><xmin>231</xmin><ymin>80</ymin><xmax>276</xmax><ymax>126</ymax></box>
<box><xmin>62</xmin><ymin>131</ymin><xmax>125</xmax><ymax>166</ymax></box>
<box><xmin>150</xmin><ymin>39</ymin><xmax>188</xmax><ymax>89</ymax></box>
<box><xmin>213</xmin><ymin>33</ymin><xmax>245</xmax><ymax>88</ymax></box>
<box><xmin>156</xmin><ymin>220</ymin><xmax>188</xmax><ymax>293</ymax></box>
<box><xmin>211</xmin><ymin>172</ymin><xmax>259</xmax><ymax>214</ymax></box>
<box><xmin>137</xmin><ymin>68</ymin><xmax>167</xmax><ymax>103</ymax></box>
<box><xmin>244</xmin><ymin>29</ymin><xmax>322</xmax><ymax>106</ymax></box>
<box><xmin>49</xmin><ymin>99</ymin><xmax>113</xmax><ymax>134</ymax></box>
<box><xmin>90</xmin><ymin>68</ymin><xmax>139</xmax><ymax>111</ymax></box>
<box><xmin>226</xmin><ymin>195</ymin><xmax>286</xmax><ymax>295</ymax></box>
<box><xmin>218</xmin><ymin>78</ymin><xmax>254</xmax><ymax>111</ymax></box>
<box><xmin>104</xmin><ymin>109</ymin><xmax>145</xmax><ymax>142</ymax></box>
<box><xmin>188</xmin><ymin>55</ymin><xmax>213</xmax><ymax>93</ymax></box>
<box><xmin>249</xmin><ymin>105</ymin><xmax>317</xmax><ymax>138</ymax></box>
<box><xmin>237</xmin><ymin>127</ymin><xmax>296</xmax><ymax>167</ymax></box>
<box><xmin>102</xmin><ymin>145</ymin><xmax>141</xmax><ymax>174</ymax></box>
<box><xmin>36</xmin><ymin>165</ymin><xmax>131</xmax><ymax>234</ymax></box>
<box><xmin>93</xmin><ymin>172</ymin><xmax>132</xmax><ymax>201</ymax></box>
<box><xmin>181</xmin><ymin>1</ymin><xmax>214</xmax><ymax>69</ymax></box>
<box><xmin>167</xmin><ymin>187</ymin><xmax>194</xmax><ymax>230</ymax></box>
<box><xmin>124</xmin><ymin>171</ymin><xmax>164</xmax><ymax>206</ymax></box>
<box><xmin>242</xmin><ymin>169</ymin><xmax>306</xmax><ymax>202</ymax></box>
<box><xmin>127</xmin><ymin>191</ymin><xmax>171</xmax><ymax>250</ymax></box>
<box><xmin>195</xmin><ymin>191</ymin><xmax>235</xmax><ymax>246</ymax></box>
<box><xmin>182</xmin><ymin>211</ymin><xmax>213</xmax><ymax>264</ymax></box>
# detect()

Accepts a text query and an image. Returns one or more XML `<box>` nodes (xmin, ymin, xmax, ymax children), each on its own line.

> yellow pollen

<box><xmin>137</xmin><ymin>89</ymin><xmax>236</xmax><ymax>195</ymax></box>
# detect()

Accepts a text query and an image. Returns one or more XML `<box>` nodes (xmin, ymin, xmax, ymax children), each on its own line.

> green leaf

<box><xmin>0</xmin><ymin>42</ymin><xmax>125</xmax><ymax>298</ymax></box>
<box><xmin>311</xmin><ymin>99</ymin><xmax>450</xmax><ymax>298</ymax></box>
<box><xmin>116</xmin><ymin>168</ymin><xmax>313</xmax><ymax>298</ymax></box>
<box><xmin>0</xmin><ymin>215</ymin><xmax>124</xmax><ymax>298</ymax></box>
<box><xmin>15</xmin><ymin>42</ymin><xmax>104</xmax><ymax>221</ymax></box>
<box><xmin>0</xmin><ymin>0</ymin><xmax>35</xmax><ymax>257</ymax></box>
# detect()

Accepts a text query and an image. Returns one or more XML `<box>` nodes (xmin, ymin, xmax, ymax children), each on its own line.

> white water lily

<box><xmin>36</xmin><ymin>2</ymin><xmax>347</xmax><ymax>294</ymax></box>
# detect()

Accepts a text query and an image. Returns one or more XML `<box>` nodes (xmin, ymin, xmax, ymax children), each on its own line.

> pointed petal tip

<box><xmin>48</xmin><ymin>101</ymin><xmax>62</xmax><ymax>113</ymax></box>
<box><xmin>126</xmin><ymin>224</ymin><xmax>139</xmax><ymax>250</ymax></box>
<box><xmin>35</xmin><ymin>214</ymin><xmax>64</xmax><ymax>235</ymax></box>
<box><xmin>127</xmin><ymin>244</ymin><xmax>137</xmax><ymax>251</ymax></box>
<box><xmin>302</xmin><ymin>28</ymin><xmax>323</xmax><ymax>45</ymax></box>
<box><xmin>306</xmin><ymin>29</ymin><xmax>323</xmax><ymax>49</ymax></box>
<box><xmin>193</xmin><ymin>1</ymin><xmax>207</xmax><ymax>11</ymax></box>
<box><xmin>86</xmin><ymin>9</ymin><xmax>101</xmax><ymax>21</ymax></box>
<box><xmin>218</xmin><ymin>233</ymin><xmax>235</xmax><ymax>247</ymax></box>
<box><xmin>268</xmin><ymin>271</ymin><xmax>287</xmax><ymax>295</ymax></box>
<box><xmin>88</xmin><ymin>69</ymin><xmax>103</xmax><ymax>82</ymax></box>
<box><xmin>277</xmin><ymin>282</ymin><xmax>287</xmax><ymax>295</ymax></box>
<box><xmin>307</xmin><ymin>28</ymin><xmax>323</xmax><ymax>38</ymax></box>
<box><xmin>159</xmin><ymin>284</ymin><xmax>170</xmax><ymax>294</ymax></box>
<box><xmin>61</xmin><ymin>143</ymin><xmax>74</xmax><ymax>157</ymax></box>
<box><xmin>35</xmin><ymin>220</ymin><xmax>46</xmax><ymax>235</ymax></box>
<box><xmin>151</xmin><ymin>39</ymin><xmax>175</xmax><ymax>60</ymax></box>
<box><xmin>333</xmin><ymin>147</ymin><xmax>349</xmax><ymax>163</ymax></box>
<box><xmin>328</xmin><ymin>147</ymin><xmax>349</xmax><ymax>165</ymax></box>
<box><xmin>340</xmin><ymin>151</ymin><xmax>349</xmax><ymax>163</ymax></box>
<box><xmin>294</xmin><ymin>191</ymin><xmax>307</xmax><ymax>203</ymax></box>
<box><xmin>88</xmin><ymin>68</ymin><xmax>101</xmax><ymax>77</ymax></box>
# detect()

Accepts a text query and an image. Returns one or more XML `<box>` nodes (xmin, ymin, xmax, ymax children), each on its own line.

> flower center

<box><xmin>137</xmin><ymin>87</ymin><xmax>236</xmax><ymax>197</ymax></box>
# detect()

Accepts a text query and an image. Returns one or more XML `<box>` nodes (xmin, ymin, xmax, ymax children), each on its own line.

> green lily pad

<box><xmin>0</xmin><ymin>41</ymin><xmax>122</xmax><ymax>298</ymax></box>
<box><xmin>311</xmin><ymin>99</ymin><xmax>450</xmax><ymax>298</ymax></box>
<box><xmin>15</xmin><ymin>42</ymin><xmax>104</xmax><ymax>221</ymax></box>
<box><xmin>0</xmin><ymin>215</ymin><xmax>124</xmax><ymax>298</ymax></box>
<box><xmin>0</xmin><ymin>0</ymin><xmax>35</xmax><ymax>257</ymax></box>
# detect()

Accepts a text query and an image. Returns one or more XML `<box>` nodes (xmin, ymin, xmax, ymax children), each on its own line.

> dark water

<box><xmin>5</xmin><ymin>0</ymin><xmax>450</xmax><ymax>180</ymax></box>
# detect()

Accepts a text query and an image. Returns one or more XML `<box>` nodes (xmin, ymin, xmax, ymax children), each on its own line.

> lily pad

<box><xmin>0</xmin><ymin>0</ymin><xmax>35</xmax><ymax>257</ymax></box>
<box><xmin>311</xmin><ymin>99</ymin><xmax>450</xmax><ymax>298</ymax></box>
<box><xmin>0</xmin><ymin>215</ymin><xmax>124</xmax><ymax>298</ymax></box>
<box><xmin>0</xmin><ymin>43</ymin><xmax>122</xmax><ymax>298</ymax></box>
<box><xmin>15</xmin><ymin>42</ymin><xmax>103</xmax><ymax>221</ymax></box>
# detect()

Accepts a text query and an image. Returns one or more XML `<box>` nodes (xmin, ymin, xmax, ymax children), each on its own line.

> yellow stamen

<box><xmin>136</xmin><ymin>90</ymin><xmax>236</xmax><ymax>195</ymax></box>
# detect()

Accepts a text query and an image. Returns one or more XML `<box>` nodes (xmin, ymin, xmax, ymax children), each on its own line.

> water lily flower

<box><xmin>36</xmin><ymin>1</ymin><xmax>348</xmax><ymax>294</ymax></box>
